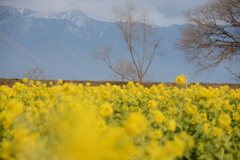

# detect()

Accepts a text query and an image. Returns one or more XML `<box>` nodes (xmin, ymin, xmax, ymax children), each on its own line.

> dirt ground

<box><xmin>0</xmin><ymin>78</ymin><xmax>239</xmax><ymax>89</ymax></box>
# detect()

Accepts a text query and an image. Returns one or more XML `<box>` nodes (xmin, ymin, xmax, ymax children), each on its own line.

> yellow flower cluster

<box><xmin>175</xmin><ymin>74</ymin><xmax>187</xmax><ymax>85</ymax></box>
<box><xmin>0</xmin><ymin>77</ymin><xmax>239</xmax><ymax>160</ymax></box>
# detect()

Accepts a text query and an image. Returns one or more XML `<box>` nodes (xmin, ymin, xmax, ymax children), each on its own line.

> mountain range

<box><xmin>0</xmin><ymin>5</ymin><xmax>238</xmax><ymax>83</ymax></box>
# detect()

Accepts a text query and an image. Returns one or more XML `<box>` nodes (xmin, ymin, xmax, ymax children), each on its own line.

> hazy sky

<box><xmin>0</xmin><ymin>0</ymin><xmax>210</xmax><ymax>26</ymax></box>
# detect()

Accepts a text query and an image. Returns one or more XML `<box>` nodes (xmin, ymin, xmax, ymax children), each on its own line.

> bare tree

<box><xmin>22</xmin><ymin>66</ymin><xmax>47</xmax><ymax>80</ymax></box>
<box><xmin>93</xmin><ymin>1</ymin><xmax>162</xmax><ymax>82</ymax></box>
<box><xmin>176</xmin><ymin>0</ymin><xmax>240</xmax><ymax>80</ymax></box>
<box><xmin>92</xmin><ymin>46</ymin><xmax>134</xmax><ymax>81</ymax></box>
<box><xmin>113</xmin><ymin>57</ymin><xmax>137</xmax><ymax>81</ymax></box>
<box><xmin>225</xmin><ymin>64</ymin><xmax>240</xmax><ymax>81</ymax></box>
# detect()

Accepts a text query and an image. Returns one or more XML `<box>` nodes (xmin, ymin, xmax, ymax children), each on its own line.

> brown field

<box><xmin>0</xmin><ymin>78</ymin><xmax>239</xmax><ymax>89</ymax></box>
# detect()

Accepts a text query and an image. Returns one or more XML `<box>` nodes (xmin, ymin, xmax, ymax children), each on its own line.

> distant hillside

<box><xmin>0</xmin><ymin>5</ymin><xmax>239</xmax><ymax>83</ymax></box>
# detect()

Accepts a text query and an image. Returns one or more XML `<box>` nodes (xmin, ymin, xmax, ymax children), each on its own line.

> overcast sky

<box><xmin>0</xmin><ymin>0</ymin><xmax>211</xmax><ymax>26</ymax></box>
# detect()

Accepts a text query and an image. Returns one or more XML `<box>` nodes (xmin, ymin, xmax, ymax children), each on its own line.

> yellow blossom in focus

<box><xmin>127</xmin><ymin>81</ymin><xmax>134</xmax><ymax>87</ymax></box>
<box><xmin>175</xmin><ymin>75</ymin><xmax>187</xmax><ymax>85</ymax></box>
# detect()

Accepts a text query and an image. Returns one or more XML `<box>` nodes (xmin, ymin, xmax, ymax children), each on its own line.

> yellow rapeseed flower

<box><xmin>203</xmin><ymin>123</ymin><xmax>211</xmax><ymax>134</ymax></box>
<box><xmin>168</xmin><ymin>107</ymin><xmax>178</xmax><ymax>115</ymax></box>
<box><xmin>191</xmin><ymin>113</ymin><xmax>207</xmax><ymax>124</ymax></box>
<box><xmin>96</xmin><ymin>120</ymin><xmax>108</xmax><ymax>132</ymax></box>
<box><xmin>148</xmin><ymin>100</ymin><xmax>158</xmax><ymax>109</ymax></box>
<box><xmin>35</xmin><ymin>81</ymin><xmax>41</xmax><ymax>86</ymax></box>
<box><xmin>184</xmin><ymin>105</ymin><xmax>198</xmax><ymax>116</ymax></box>
<box><xmin>99</xmin><ymin>102</ymin><xmax>113</xmax><ymax>117</ymax></box>
<box><xmin>149</xmin><ymin>130</ymin><xmax>163</xmax><ymax>140</ymax></box>
<box><xmin>225</xmin><ymin>126</ymin><xmax>233</xmax><ymax>135</ymax></box>
<box><xmin>218</xmin><ymin>113</ymin><xmax>231</xmax><ymax>128</ymax></box>
<box><xmin>124</xmin><ymin>112</ymin><xmax>148</xmax><ymax>136</ymax></box>
<box><xmin>165</xmin><ymin>138</ymin><xmax>185</xmax><ymax>158</ymax></box>
<box><xmin>49</xmin><ymin>81</ymin><xmax>53</xmax><ymax>86</ymax></box>
<box><xmin>151</xmin><ymin>110</ymin><xmax>165</xmax><ymax>123</ymax></box>
<box><xmin>233</xmin><ymin>112</ymin><xmax>240</xmax><ymax>121</ymax></box>
<box><xmin>167</xmin><ymin>119</ymin><xmax>177</xmax><ymax>132</ymax></box>
<box><xmin>101</xmin><ymin>90</ymin><xmax>110</xmax><ymax>100</ymax></box>
<box><xmin>29</xmin><ymin>80</ymin><xmax>34</xmax><ymax>86</ymax></box>
<box><xmin>22</xmin><ymin>78</ymin><xmax>28</xmax><ymax>83</ymax></box>
<box><xmin>175</xmin><ymin>75</ymin><xmax>187</xmax><ymax>85</ymax></box>
<box><xmin>57</xmin><ymin>79</ymin><xmax>63</xmax><ymax>84</ymax></box>
<box><xmin>127</xmin><ymin>81</ymin><xmax>134</xmax><ymax>87</ymax></box>
<box><xmin>0</xmin><ymin>140</ymin><xmax>12</xmax><ymax>159</ymax></box>
<box><xmin>0</xmin><ymin>76</ymin><xmax>239</xmax><ymax>159</ymax></box>
<box><xmin>0</xmin><ymin>99</ymin><xmax>24</xmax><ymax>129</ymax></box>
<box><xmin>211</xmin><ymin>127</ymin><xmax>223</xmax><ymax>137</ymax></box>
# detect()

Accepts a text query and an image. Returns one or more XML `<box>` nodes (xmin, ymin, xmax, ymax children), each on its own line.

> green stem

<box><xmin>221</xmin><ymin>147</ymin><xmax>225</xmax><ymax>160</ymax></box>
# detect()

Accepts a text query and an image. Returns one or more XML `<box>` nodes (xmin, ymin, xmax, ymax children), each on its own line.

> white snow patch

<box><xmin>99</xmin><ymin>32</ymin><xmax>103</xmax><ymax>38</ymax></box>
<box><xmin>19</xmin><ymin>9</ymin><xmax>58</xmax><ymax>19</ymax></box>
<box><xmin>41</xmin><ymin>12</ymin><xmax>58</xmax><ymax>19</ymax></box>
<box><xmin>55</xmin><ymin>9</ymin><xmax>91</xmax><ymax>27</ymax></box>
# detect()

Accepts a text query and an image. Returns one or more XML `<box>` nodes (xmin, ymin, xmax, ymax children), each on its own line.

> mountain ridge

<box><xmin>0</xmin><ymin>5</ymin><xmax>238</xmax><ymax>83</ymax></box>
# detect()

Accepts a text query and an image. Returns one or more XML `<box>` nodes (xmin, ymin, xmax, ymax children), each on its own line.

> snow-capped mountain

<box><xmin>0</xmin><ymin>5</ymin><xmax>20</xmax><ymax>27</ymax></box>
<box><xmin>19</xmin><ymin>8</ymin><xmax>58</xmax><ymax>19</ymax></box>
<box><xmin>0</xmin><ymin>5</ymin><xmax>238</xmax><ymax>83</ymax></box>
<box><xmin>0</xmin><ymin>5</ymin><xmax>20</xmax><ymax>18</ymax></box>
<box><xmin>54</xmin><ymin>9</ymin><xmax>92</xmax><ymax>27</ymax></box>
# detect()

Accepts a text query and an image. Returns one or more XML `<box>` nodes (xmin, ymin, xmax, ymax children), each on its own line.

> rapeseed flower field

<box><xmin>0</xmin><ymin>75</ymin><xmax>239</xmax><ymax>160</ymax></box>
